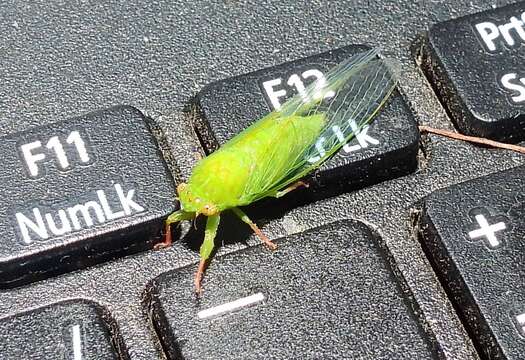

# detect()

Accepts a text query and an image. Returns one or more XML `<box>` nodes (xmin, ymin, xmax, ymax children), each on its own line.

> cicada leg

<box><xmin>231</xmin><ymin>207</ymin><xmax>277</xmax><ymax>250</ymax></box>
<box><xmin>273</xmin><ymin>180</ymin><xmax>309</xmax><ymax>198</ymax></box>
<box><xmin>155</xmin><ymin>210</ymin><xmax>195</xmax><ymax>250</ymax></box>
<box><xmin>195</xmin><ymin>213</ymin><xmax>221</xmax><ymax>294</ymax></box>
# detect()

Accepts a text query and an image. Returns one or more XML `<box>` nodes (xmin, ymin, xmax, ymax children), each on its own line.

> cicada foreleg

<box><xmin>155</xmin><ymin>210</ymin><xmax>195</xmax><ymax>250</ymax></box>
<box><xmin>195</xmin><ymin>213</ymin><xmax>221</xmax><ymax>294</ymax></box>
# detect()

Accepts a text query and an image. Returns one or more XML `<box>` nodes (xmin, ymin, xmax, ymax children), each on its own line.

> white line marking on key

<box><xmin>198</xmin><ymin>292</ymin><xmax>266</xmax><ymax>319</ymax></box>
<box><xmin>72</xmin><ymin>324</ymin><xmax>82</xmax><ymax>360</ymax></box>
<box><xmin>516</xmin><ymin>313</ymin><xmax>525</xmax><ymax>336</ymax></box>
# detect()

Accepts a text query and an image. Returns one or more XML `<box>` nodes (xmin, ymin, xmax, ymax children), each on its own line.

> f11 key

<box><xmin>420</xmin><ymin>165</ymin><xmax>525</xmax><ymax>359</ymax></box>
<box><xmin>424</xmin><ymin>2</ymin><xmax>525</xmax><ymax>142</ymax></box>
<box><xmin>0</xmin><ymin>106</ymin><xmax>177</xmax><ymax>287</ymax></box>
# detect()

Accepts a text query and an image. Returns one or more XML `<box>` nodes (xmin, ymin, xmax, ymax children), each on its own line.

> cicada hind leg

<box><xmin>231</xmin><ymin>207</ymin><xmax>277</xmax><ymax>250</ymax></box>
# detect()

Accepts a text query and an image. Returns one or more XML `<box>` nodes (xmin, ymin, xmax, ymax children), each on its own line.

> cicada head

<box><xmin>177</xmin><ymin>183</ymin><xmax>219</xmax><ymax>216</ymax></box>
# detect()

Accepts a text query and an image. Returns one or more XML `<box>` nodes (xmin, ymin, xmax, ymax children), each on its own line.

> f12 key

<box><xmin>424</xmin><ymin>2</ymin><xmax>525</xmax><ymax>142</ymax></box>
<box><xmin>0</xmin><ymin>106</ymin><xmax>177</xmax><ymax>288</ymax></box>
<box><xmin>195</xmin><ymin>45</ymin><xmax>419</xmax><ymax>192</ymax></box>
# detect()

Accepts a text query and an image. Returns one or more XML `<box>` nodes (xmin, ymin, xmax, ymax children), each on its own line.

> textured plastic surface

<box><xmin>0</xmin><ymin>299</ymin><xmax>125</xmax><ymax>359</ymax></box>
<box><xmin>0</xmin><ymin>1</ymin><xmax>523</xmax><ymax>359</ymax></box>
<box><xmin>420</xmin><ymin>165</ymin><xmax>525</xmax><ymax>359</ymax></box>
<box><xmin>424</xmin><ymin>2</ymin><xmax>525</xmax><ymax>141</ymax></box>
<box><xmin>195</xmin><ymin>45</ymin><xmax>419</xmax><ymax>191</ymax></box>
<box><xmin>148</xmin><ymin>220</ymin><xmax>435</xmax><ymax>359</ymax></box>
<box><xmin>0</xmin><ymin>106</ymin><xmax>177</xmax><ymax>287</ymax></box>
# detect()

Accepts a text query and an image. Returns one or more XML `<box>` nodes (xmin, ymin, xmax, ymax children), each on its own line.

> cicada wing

<box><xmin>298</xmin><ymin>58</ymin><xmax>400</xmax><ymax>172</ymax></box>
<box><xmin>243</xmin><ymin>52</ymin><xmax>400</xmax><ymax>202</ymax></box>
<box><xmin>277</xmin><ymin>48</ymin><xmax>380</xmax><ymax>118</ymax></box>
<box><xmin>221</xmin><ymin>48</ymin><xmax>380</xmax><ymax>155</ymax></box>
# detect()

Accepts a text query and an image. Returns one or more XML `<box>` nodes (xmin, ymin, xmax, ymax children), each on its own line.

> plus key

<box><xmin>420</xmin><ymin>165</ymin><xmax>525</xmax><ymax>359</ymax></box>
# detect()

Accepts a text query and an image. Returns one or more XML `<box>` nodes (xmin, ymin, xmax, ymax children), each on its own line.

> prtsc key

<box><xmin>424</xmin><ymin>2</ymin><xmax>525</xmax><ymax>141</ymax></box>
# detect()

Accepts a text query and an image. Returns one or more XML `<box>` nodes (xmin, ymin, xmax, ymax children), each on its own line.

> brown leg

<box><xmin>194</xmin><ymin>258</ymin><xmax>208</xmax><ymax>295</ymax></box>
<box><xmin>153</xmin><ymin>222</ymin><xmax>173</xmax><ymax>250</ymax></box>
<box><xmin>231</xmin><ymin>207</ymin><xmax>277</xmax><ymax>250</ymax></box>
<box><xmin>247</xmin><ymin>220</ymin><xmax>277</xmax><ymax>250</ymax></box>
<box><xmin>275</xmin><ymin>180</ymin><xmax>309</xmax><ymax>198</ymax></box>
<box><xmin>154</xmin><ymin>210</ymin><xmax>195</xmax><ymax>250</ymax></box>
<box><xmin>419</xmin><ymin>125</ymin><xmax>525</xmax><ymax>154</ymax></box>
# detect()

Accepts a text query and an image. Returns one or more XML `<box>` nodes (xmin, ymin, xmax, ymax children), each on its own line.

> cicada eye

<box><xmin>177</xmin><ymin>183</ymin><xmax>188</xmax><ymax>194</ymax></box>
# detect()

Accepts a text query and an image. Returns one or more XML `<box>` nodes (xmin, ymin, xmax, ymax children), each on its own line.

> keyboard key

<box><xmin>195</xmin><ymin>45</ymin><xmax>419</xmax><ymax>192</ymax></box>
<box><xmin>424</xmin><ymin>3</ymin><xmax>525</xmax><ymax>142</ymax></box>
<box><xmin>420</xmin><ymin>165</ymin><xmax>525</xmax><ymax>359</ymax></box>
<box><xmin>0</xmin><ymin>106</ymin><xmax>177</xmax><ymax>287</ymax></box>
<box><xmin>0</xmin><ymin>299</ymin><xmax>125</xmax><ymax>359</ymax></box>
<box><xmin>147</xmin><ymin>220</ymin><xmax>435</xmax><ymax>359</ymax></box>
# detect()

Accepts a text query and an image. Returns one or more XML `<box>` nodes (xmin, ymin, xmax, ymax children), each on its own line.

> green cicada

<box><xmin>160</xmin><ymin>49</ymin><xmax>398</xmax><ymax>293</ymax></box>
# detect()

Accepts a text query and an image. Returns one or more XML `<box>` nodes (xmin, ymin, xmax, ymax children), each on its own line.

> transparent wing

<box><xmin>284</xmin><ymin>57</ymin><xmax>399</xmax><ymax>185</ymax></box>
<box><xmin>240</xmin><ymin>49</ymin><xmax>399</xmax><ymax>203</ymax></box>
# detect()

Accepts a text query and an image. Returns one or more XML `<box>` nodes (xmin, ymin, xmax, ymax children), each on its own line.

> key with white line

<box><xmin>0</xmin><ymin>299</ymin><xmax>126</xmax><ymax>359</ymax></box>
<box><xmin>420</xmin><ymin>165</ymin><xmax>525</xmax><ymax>359</ymax></box>
<box><xmin>146</xmin><ymin>220</ymin><xmax>435</xmax><ymax>359</ymax></box>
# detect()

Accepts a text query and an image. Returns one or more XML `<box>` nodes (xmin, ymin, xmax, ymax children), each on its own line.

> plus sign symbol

<box><xmin>467</xmin><ymin>208</ymin><xmax>510</xmax><ymax>249</ymax></box>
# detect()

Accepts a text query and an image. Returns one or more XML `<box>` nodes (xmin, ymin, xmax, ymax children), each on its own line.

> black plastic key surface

<box><xmin>420</xmin><ymin>165</ymin><xmax>525</xmax><ymax>359</ymax></box>
<box><xmin>0</xmin><ymin>299</ymin><xmax>125</xmax><ymax>359</ymax></box>
<box><xmin>424</xmin><ymin>3</ymin><xmax>525</xmax><ymax>142</ymax></box>
<box><xmin>194</xmin><ymin>45</ymin><xmax>419</xmax><ymax>192</ymax></box>
<box><xmin>0</xmin><ymin>106</ymin><xmax>177</xmax><ymax>287</ymax></box>
<box><xmin>147</xmin><ymin>220</ymin><xmax>435</xmax><ymax>359</ymax></box>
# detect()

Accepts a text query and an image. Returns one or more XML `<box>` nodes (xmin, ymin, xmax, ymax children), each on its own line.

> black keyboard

<box><xmin>0</xmin><ymin>1</ymin><xmax>524</xmax><ymax>359</ymax></box>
